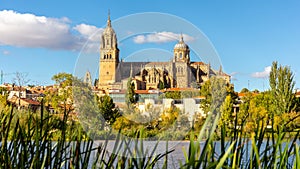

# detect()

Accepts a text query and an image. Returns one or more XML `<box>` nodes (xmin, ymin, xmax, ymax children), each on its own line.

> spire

<box><xmin>207</xmin><ymin>62</ymin><xmax>210</xmax><ymax>78</ymax></box>
<box><xmin>140</xmin><ymin>64</ymin><xmax>143</xmax><ymax>78</ymax></box>
<box><xmin>219</xmin><ymin>65</ymin><xmax>223</xmax><ymax>75</ymax></box>
<box><xmin>107</xmin><ymin>9</ymin><xmax>111</xmax><ymax>27</ymax></box>
<box><xmin>179</xmin><ymin>33</ymin><xmax>184</xmax><ymax>42</ymax></box>
<box><xmin>196</xmin><ymin>65</ymin><xmax>200</xmax><ymax>82</ymax></box>
<box><xmin>130</xmin><ymin>64</ymin><xmax>133</xmax><ymax>78</ymax></box>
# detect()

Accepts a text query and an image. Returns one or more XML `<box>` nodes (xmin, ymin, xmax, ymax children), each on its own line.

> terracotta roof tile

<box><xmin>21</xmin><ymin>98</ymin><xmax>40</xmax><ymax>105</ymax></box>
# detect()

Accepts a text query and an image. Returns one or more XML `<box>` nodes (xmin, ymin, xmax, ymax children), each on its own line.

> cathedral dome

<box><xmin>174</xmin><ymin>35</ymin><xmax>189</xmax><ymax>50</ymax></box>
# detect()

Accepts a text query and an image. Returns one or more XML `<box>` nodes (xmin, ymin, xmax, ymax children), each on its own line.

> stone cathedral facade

<box><xmin>97</xmin><ymin>14</ymin><xmax>230</xmax><ymax>91</ymax></box>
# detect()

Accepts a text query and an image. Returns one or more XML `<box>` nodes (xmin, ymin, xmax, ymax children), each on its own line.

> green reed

<box><xmin>0</xmin><ymin>103</ymin><xmax>299</xmax><ymax>168</ymax></box>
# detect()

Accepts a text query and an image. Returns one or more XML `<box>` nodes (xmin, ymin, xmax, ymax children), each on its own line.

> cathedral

<box><xmin>97</xmin><ymin>14</ymin><xmax>230</xmax><ymax>91</ymax></box>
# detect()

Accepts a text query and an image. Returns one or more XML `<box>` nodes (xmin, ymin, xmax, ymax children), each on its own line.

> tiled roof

<box><xmin>193</xmin><ymin>96</ymin><xmax>206</xmax><ymax>99</ymax></box>
<box><xmin>238</xmin><ymin>92</ymin><xmax>258</xmax><ymax>97</ymax></box>
<box><xmin>145</xmin><ymin>62</ymin><xmax>170</xmax><ymax>66</ymax></box>
<box><xmin>108</xmin><ymin>89</ymin><xmax>126</xmax><ymax>94</ymax></box>
<box><xmin>296</xmin><ymin>91</ymin><xmax>300</xmax><ymax>97</ymax></box>
<box><xmin>135</xmin><ymin>90</ymin><xmax>160</xmax><ymax>94</ymax></box>
<box><xmin>21</xmin><ymin>98</ymin><xmax>40</xmax><ymax>105</ymax></box>
<box><xmin>162</xmin><ymin>88</ymin><xmax>198</xmax><ymax>92</ymax></box>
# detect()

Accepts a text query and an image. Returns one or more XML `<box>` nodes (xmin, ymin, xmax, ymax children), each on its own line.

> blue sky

<box><xmin>0</xmin><ymin>0</ymin><xmax>300</xmax><ymax>92</ymax></box>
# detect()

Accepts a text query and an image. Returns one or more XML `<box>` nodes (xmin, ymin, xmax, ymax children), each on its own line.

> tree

<box><xmin>226</xmin><ymin>83</ymin><xmax>238</xmax><ymax>104</ymax></box>
<box><xmin>159</xmin><ymin>106</ymin><xmax>180</xmax><ymax>130</ymax></box>
<box><xmin>45</xmin><ymin>73</ymin><xmax>74</xmax><ymax>112</ymax></box>
<box><xmin>209</xmin><ymin>77</ymin><xmax>227</xmax><ymax>115</ymax></box>
<box><xmin>252</xmin><ymin>89</ymin><xmax>260</xmax><ymax>93</ymax></box>
<box><xmin>12</xmin><ymin>72</ymin><xmax>30</xmax><ymax>106</ymax></box>
<box><xmin>200</xmin><ymin>77</ymin><xmax>227</xmax><ymax>135</ymax></box>
<box><xmin>200</xmin><ymin>77</ymin><xmax>228</xmax><ymax>115</ymax></box>
<box><xmin>238</xmin><ymin>91</ymin><xmax>252</xmax><ymax>125</ymax></box>
<box><xmin>13</xmin><ymin>72</ymin><xmax>30</xmax><ymax>88</ymax></box>
<box><xmin>240</xmin><ymin>88</ymin><xmax>249</xmax><ymax>93</ymax></box>
<box><xmin>269</xmin><ymin>61</ymin><xmax>295</xmax><ymax>115</ymax></box>
<box><xmin>125</xmin><ymin>78</ymin><xmax>136</xmax><ymax>107</ymax></box>
<box><xmin>163</xmin><ymin>91</ymin><xmax>182</xmax><ymax>99</ymax></box>
<box><xmin>73</xmin><ymin>79</ymin><xmax>105</xmax><ymax>138</ymax></box>
<box><xmin>97</xmin><ymin>95</ymin><xmax>120</xmax><ymax>126</ymax></box>
<box><xmin>247</xmin><ymin>94</ymin><xmax>269</xmax><ymax>132</ymax></box>
<box><xmin>52</xmin><ymin>72</ymin><xmax>73</xmax><ymax>87</ymax></box>
<box><xmin>200</xmin><ymin>79</ymin><xmax>212</xmax><ymax>115</ymax></box>
<box><xmin>220</xmin><ymin>95</ymin><xmax>233</xmax><ymax>128</ymax></box>
<box><xmin>158</xmin><ymin>80</ymin><xmax>164</xmax><ymax>89</ymax></box>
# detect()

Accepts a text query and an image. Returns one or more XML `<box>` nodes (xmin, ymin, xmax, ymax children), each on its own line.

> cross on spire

<box><xmin>179</xmin><ymin>33</ymin><xmax>184</xmax><ymax>42</ymax></box>
<box><xmin>107</xmin><ymin>9</ymin><xmax>111</xmax><ymax>27</ymax></box>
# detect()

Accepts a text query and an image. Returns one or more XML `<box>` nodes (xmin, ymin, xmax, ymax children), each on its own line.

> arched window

<box><xmin>110</xmin><ymin>54</ymin><xmax>112</xmax><ymax>59</ymax></box>
<box><xmin>179</xmin><ymin>53</ymin><xmax>182</xmax><ymax>59</ymax></box>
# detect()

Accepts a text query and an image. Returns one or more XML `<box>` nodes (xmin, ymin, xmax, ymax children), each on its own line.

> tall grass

<box><xmin>180</xmin><ymin>112</ymin><xmax>300</xmax><ymax>169</ymax></box>
<box><xmin>0</xmin><ymin>104</ymin><xmax>173</xmax><ymax>168</ymax></box>
<box><xmin>0</xmin><ymin>103</ymin><xmax>299</xmax><ymax>168</ymax></box>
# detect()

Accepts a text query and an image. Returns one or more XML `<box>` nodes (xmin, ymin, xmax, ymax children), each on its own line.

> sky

<box><xmin>0</xmin><ymin>0</ymin><xmax>300</xmax><ymax>92</ymax></box>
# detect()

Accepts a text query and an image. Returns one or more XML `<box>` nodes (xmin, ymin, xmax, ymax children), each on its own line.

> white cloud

<box><xmin>133</xmin><ymin>32</ymin><xmax>195</xmax><ymax>44</ymax></box>
<box><xmin>2</xmin><ymin>50</ymin><xmax>10</xmax><ymax>55</ymax></box>
<box><xmin>229</xmin><ymin>72</ymin><xmax>239</xmax><ymax>81</ymax></box>
<box><xmin>0</xmin><ymin>10</ymin><xmax>78</xmax><ymax>50</ymax></box>
<box><xmin>73</xmin><ymin>24</ymin><xmax>103</xmax><ymax>42</ymax></box>
<box><xmin>133</xmin><ymin>35</ymin><xmax>146</xmax><ymax>44</ymax></box>
<box><xmin>251</xmin><ymin>66</ymin><xmax>271</xmax><ymax>78</ymax></box>
<box><xmin>0</xmin><ymin>10</ymin><xmax>102</xmax><ymax>53</ymax></box>
<box><xmin>229</xmin><ymin>72</ymin><xmax>239</xmax><ymax>76</ymax></box>
<box><xmin>73</xmin><ymin>24</ymin><xmax>103</xmax><ymax>53</ymax></box>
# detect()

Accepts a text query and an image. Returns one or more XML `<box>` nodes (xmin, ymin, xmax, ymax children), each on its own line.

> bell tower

<box><xmin>173</xmin><ymin>35</ymin><xmax>191</xmax><ymax>88</ymax></box>
<box><xmin>98</xmin><ymin>11</ymin><xmax>119</xmax><ymax>89</ymax></box>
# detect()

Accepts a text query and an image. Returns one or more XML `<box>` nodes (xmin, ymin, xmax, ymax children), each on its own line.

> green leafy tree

<box><xmin>220</xmin><ymin>95</ymin><xmax>233</xmax><ymax>128</ymax></box>
<box><xmin>252</xmin><ymin>89</ymin><xmax>260</xmax><ymax>93</ymax></box>
<box><xmin>45</xmin><ymin>73</ymin><xmax>74</xmax><ymax>112</ymax></box>
<box><xmin>97</xmin><ymin>95</ymin><xmax>120</xmax><ymax>126</ymax></box>
<box><xmin>144</xmin><ymin>103</ymin><xmax>161</xmax><ymax>129</ymax></box>
<box><xmin>200</xmin><ymin>77</ymin><xmax>227</xmax><ymax>137</ymax></box>
<box><xmin>159</xmin><ymin>106</ymin><xmax>180</xmax><ymax>129</ymax></box>
<box><xmin>238</xmin><ymin>91</ymin><xmax>252</xmax><ymax>125</ymax></box>
<box><xmin>200</xmin><ymin>79</ymin><xmax>212</xmax><ymax>115</ymax></box>
<box><xmin>209</xmin><ymin>77</ymin><xmax>227</xmax><ymax>115</ymax></box>
<box><xmin>125</xmin><ymin>78</ymin><xmax>136</xmax><ymax>107</ymax></box>
<box><xmin>52</xmin><ymin>72</ymin><xmax>73</xmax><ymax>87</ymax></box>
<box><xmin>246</xmin><ymin>94</ymin><xmax>269</xmax><ymax>132</ymax></box>
<box><xmin>269</xmin><ymin>61</ymin><xmax>295</xmax><ymax>115</ymax></box>
<box><xmin>158</xmin><ymin>80</ymin><xmax>164</xmax><ymax>89</ymax></box>
<box><xmin>193</xmin><ymin>113</ymin><xmax>205</xmax><ymax>132</ymax></box>
<box><xmin>163</xmin><ymin>91</ymin><xmax>182</xmax><ymax>99</ymax></box>
<box><xmin>200</xmin><ymin>77</ymin><xmax>228</xmax><ymax>115</ymax></box>
<box><xmin>240</xmin><ymin>88</ymin><xmax>250</xmax><ymax>93</ymax></box>
<box><xmin>226</xmin><ymin>83</ymin><xmax>238</xmax><ymax>104</ymax></box>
